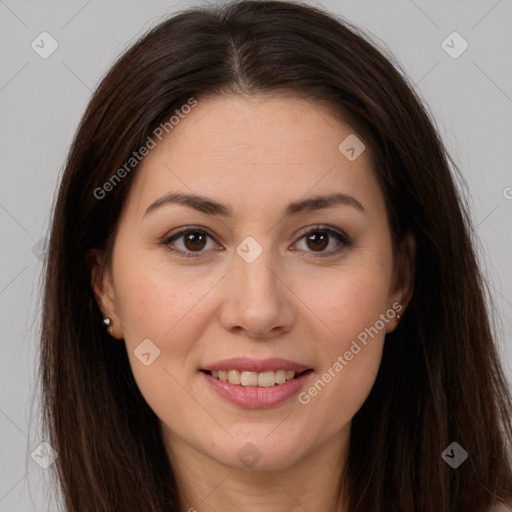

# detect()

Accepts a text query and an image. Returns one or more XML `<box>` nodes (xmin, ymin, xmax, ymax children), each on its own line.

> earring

<box><xmin>103</xmin><ymin>317</ymin><xmax>123</xmax><ymax>340</ymax></box>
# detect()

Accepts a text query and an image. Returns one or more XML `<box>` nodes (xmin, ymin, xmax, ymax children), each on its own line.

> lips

<box><xmin>200</xmin><ymin>357</ymin><xmax>314</xmax><ymax>408</ymax></box>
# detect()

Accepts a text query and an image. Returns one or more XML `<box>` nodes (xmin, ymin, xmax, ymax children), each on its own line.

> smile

<box><xmin>200</xmin><ymin>357</ymin><xmax>314</xmax><ymax>408</ymax></box>
<box><xmin>204</xmin><ymin>369</ymin><xmax>307</xmax><ymax>387</ymax></box>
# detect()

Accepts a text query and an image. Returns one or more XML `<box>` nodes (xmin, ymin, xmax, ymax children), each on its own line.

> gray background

<box><xmin>1</xmin><ymin>0</ymin><xmax>511</xmax><ymax>510</ymax></box>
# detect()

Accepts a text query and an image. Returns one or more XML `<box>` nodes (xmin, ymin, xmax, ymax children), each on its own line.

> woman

<box><xmin>39</xmin><ymin>1</ymin><xmax>512</xmax><ymax>510</ymax></box>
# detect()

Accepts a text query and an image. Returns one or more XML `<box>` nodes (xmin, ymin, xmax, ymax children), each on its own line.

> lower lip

<box><xmin>201</xmin><ymin>370</ymin><xmax>313</xmax><ymax>409</ymax></box>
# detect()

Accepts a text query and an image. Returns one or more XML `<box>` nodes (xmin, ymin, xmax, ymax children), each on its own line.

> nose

<box><xmin>218</xmin><ymin>245</ymin><xmax>296</xmax><ymax>340</ymax></box>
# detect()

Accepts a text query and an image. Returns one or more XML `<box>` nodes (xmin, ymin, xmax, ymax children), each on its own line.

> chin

<box><xmin>208</xmin><ymin>433</ymin><xmax>310</xmax><ymax>472</ymax></box>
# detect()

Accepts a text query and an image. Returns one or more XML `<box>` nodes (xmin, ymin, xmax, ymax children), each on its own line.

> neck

<box><xmin>165</xmin><ymin>428</ymin><xmax>350</xmax><ymax>512</ymax></box>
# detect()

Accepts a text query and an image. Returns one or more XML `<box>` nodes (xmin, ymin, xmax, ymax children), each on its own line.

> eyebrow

<box><xmin>143</xmin><ymin>191</ymin><xmax>365</xmax><ymax>218</ymax></box>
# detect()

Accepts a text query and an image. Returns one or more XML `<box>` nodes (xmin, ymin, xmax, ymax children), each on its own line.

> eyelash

<box><xmin>161</xmin><ymin>225</ymin><xmax>351</xmax><ymax>259</ymax></box>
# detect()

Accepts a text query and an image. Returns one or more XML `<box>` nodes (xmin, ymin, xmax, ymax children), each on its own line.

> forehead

<box><xmin>155</xmin><ymin>93</ymin><xmax>362</xmax><ymax>165</ymax></box>
<box><xmin>125</xmin><ymin>94</ymin><xmax>383</xmax><ymax>220</ymax></box>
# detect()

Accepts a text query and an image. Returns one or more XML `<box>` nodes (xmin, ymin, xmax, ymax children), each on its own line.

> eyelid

<box><xmin>295</xmin><ymin>224</ymin><xmax>349</xmax><ymax>243</ymax></box>
<box><xmin>162</xmin><ymin>225</ymin><xmax>217</xmax><ymax>243</ymax></box>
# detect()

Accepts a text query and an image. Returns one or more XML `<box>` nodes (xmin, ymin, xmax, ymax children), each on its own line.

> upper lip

<box><xmin>202</xmin><ymin>357</ymin><xmax>311</xmax><ymax>373</ymax></box>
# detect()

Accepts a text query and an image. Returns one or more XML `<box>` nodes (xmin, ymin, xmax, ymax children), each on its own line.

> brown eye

<box><xmin>305</xmin><ymin>231</ymin><xmax>329</xmax><ymax>252</ymax></box>
<box><xmin>163</xmin><ymin>228</ymin><xmax>217</xmax><ymax>258</ymax></box>
<box><xmin>183</xmin><ymin>232</ymin><xmax>207</xmax><ymax>251</ymax></box>
<box><xmin>163</xmin><ymin>225</ymin><xmax>349</xmax><ymax>259</ymax></box>
<box><xmin>294</xmin><ymin>226</ymin><xmax>350</xmax><ymax>257</ymax></box>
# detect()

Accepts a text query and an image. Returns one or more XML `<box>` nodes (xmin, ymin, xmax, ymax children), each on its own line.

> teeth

<box><xmin>240</xmin><ymin>371</ymin><xmax>258</xmax><ymax>386</ymax></box>
<box><xmin>228</xmin><ymin>369</ymin><xmax>241</xmax><ymax>385</ymax></box>
<box><xmin>258</xmin><ymin>371</ymin><xmax>275</xmax><ymax>387</ymax></box>
<box><xmin>209</xmin><ymin>369</ymin><xmax>300</xmax><ymax>387</ymax></box>
<box><xmin>275</xmin><ymin>369</ymin><xmax>287</xmax><ymax>384</ymax></box>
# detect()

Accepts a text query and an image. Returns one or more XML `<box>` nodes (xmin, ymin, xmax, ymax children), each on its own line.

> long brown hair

<box><xmin>38</xmin><ymin>1</ymin><xmax>512</xmax><ymax>510</ymax></box>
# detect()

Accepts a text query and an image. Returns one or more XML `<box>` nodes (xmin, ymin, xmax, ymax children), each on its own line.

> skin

<box><xmin>90</xmin><ymin>94</ymin><xmax>415</xmax><ymax>512</ymax></box>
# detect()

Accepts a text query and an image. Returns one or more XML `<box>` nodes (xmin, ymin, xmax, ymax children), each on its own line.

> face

<box><xmin>91</xmin><ymin>94</ymin><xmax>411</xmax><ymax>473</ymax></box>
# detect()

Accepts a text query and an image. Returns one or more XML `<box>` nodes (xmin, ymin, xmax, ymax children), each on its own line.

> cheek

<box><xmin>293</xmin><ymin>257</ymin><xmax>393</xmax><ymax>419</ymax></box>
<box><xmin>110</xmin><ymin>248</ymin><xmax>221</xmax><ymax>400</ymax></box>
<box><xmin>113</xmin><ymin>246</ymin><xmax>219</xmax><ymax>345</ymax></box>
<box><xmin>112</xmin><ymin>259</ymin><xmax>215</xmax><ymax>425</ymax></box>
<box><xmin>300</xmin><ymin>260</ymin><xmax>392</xmax><ymax>350</ymax></box>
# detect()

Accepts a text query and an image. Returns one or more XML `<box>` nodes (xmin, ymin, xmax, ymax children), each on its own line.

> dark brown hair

<box><xmin>38</xmin><ymin>1</ymin><xmax>512</xmax><ymax>510</ymax></box>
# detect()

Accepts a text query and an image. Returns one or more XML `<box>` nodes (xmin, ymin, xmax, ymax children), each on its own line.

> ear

<box><xmin>86</xmin><ymin>249</ymin><xmax>124</xmax><ymax>339</ymax></box>
<box><xmin>386</xmin><ymin>231</ymin><xmax>416</xmax><ymax>332</ymax></box>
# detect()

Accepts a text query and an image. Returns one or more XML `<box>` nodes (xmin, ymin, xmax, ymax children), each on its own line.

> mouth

<box><xmin>199</xmin><ymin>357</ymin><xmax>314</xmax><ymax>407</ymax></box>
<box><xmin>201</xmin><ymin>368</ymin><xmax>313</xmax><ymax>387</ymax></box>
<box><xmin>200</xmin><ymin>365</ymin><xmax>314</xmax><ymax>408</ymax></box>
